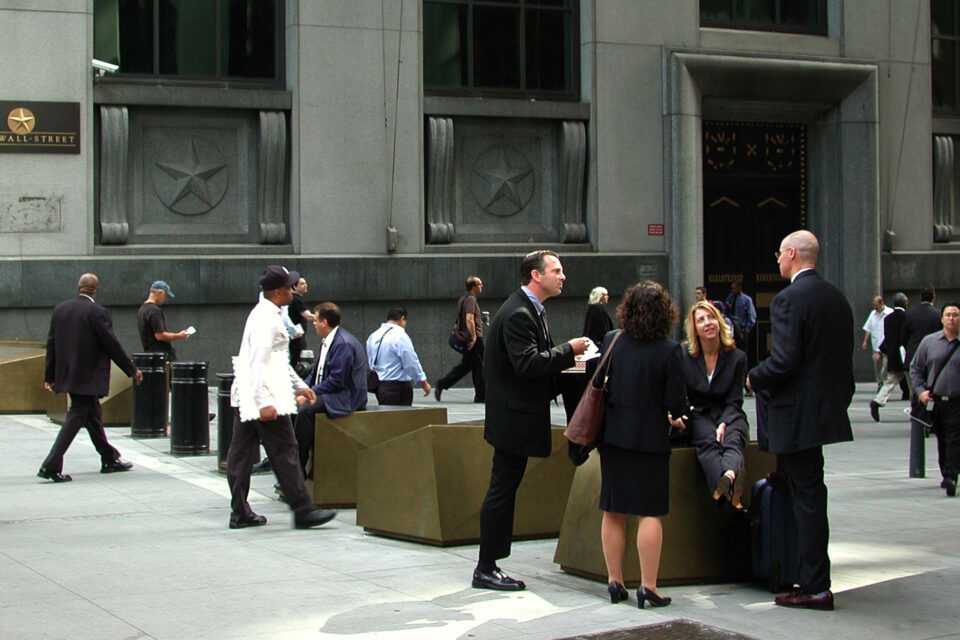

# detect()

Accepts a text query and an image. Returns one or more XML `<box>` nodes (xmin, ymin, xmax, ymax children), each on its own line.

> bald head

<box><xmin>777</xmin><ymin>230</ymin><xmax>819</xmax><ymax>279</ymax></box>
<box><xmin>77</xmin><ymin>273</ymin><xmax>99</xmax><ymax>297</ymax></box>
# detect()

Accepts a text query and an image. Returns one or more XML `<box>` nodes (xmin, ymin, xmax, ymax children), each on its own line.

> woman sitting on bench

<box><xmin>680</xmin><ymin>301</ymin><xmax>749</xmax><ymax>509</ymax></box>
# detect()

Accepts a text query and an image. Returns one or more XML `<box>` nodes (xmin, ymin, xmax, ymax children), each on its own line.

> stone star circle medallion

<box><xmin>470</xmin><ymin>145</ymin><xmax>535</xmax><ymax>217</ymax></box>
<box><xmin>151</xmin><ymin>137</ymin><xmax>229</xmax><ymax>215</ymax></box>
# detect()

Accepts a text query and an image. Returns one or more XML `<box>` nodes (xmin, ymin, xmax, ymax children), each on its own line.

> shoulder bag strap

<box><xmin>373</xmin><ymin>326</ymin><xmax>395</xmax><ymax>366</ymax></box>
<box><xmin>928</xmin><ymin>339</ymin><xmax>960</xmax><ymax>395</ymax></box>
<box><xmin>592</xmin><ymin>330</ymin><xmax>624</xmax><ymax>389</ymax></box>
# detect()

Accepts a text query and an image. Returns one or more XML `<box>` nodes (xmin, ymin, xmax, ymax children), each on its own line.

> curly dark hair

<box><xmin>616</xmin><ymin>280</ymin><xmax>679</xmax><ymax>341</ymax></box>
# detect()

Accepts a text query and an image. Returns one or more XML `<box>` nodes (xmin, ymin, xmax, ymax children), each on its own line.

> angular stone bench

<box><xmin>46</xmin><ymin>361</ymin><xmax>133</xmax><ymax>426</ymax></box>
<box><xmin>553</xmin><ymin>443</ymin><xmax>776</xmax><ymax>586</ymax></box>
<box><xmin>311</xmin><ymin>405</ymin><xmax>447</xmax><ymax>507</ymax></box>
<box><xmin>356</xmin><ymin>424</ymin><xmax>575</xmax><ymax>546</ymax></box>
<box><xmin>0</xmin><ymin>341</ymin><xmax>47</xmax><ymax>413</ymax></box>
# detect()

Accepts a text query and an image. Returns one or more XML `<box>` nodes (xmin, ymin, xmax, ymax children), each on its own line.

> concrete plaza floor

<box><xmin>1</xmin><ymin>383</ymin><xmax>958</xmax><ymax>640</ymax></box>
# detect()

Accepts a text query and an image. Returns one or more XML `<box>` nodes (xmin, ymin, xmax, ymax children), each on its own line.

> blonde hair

<box><xmin>588</xmin><ymin>286</ymin><xmax>608</xmax><ymax>304</ymax></box>
<box><xmin>684</xmin><ymin>301</ymin><xmax>735</xmax><ymax>358</ymax></box>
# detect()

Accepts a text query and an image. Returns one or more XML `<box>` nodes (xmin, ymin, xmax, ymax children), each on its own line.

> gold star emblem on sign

<box><xmin>7</xmin><ymin>108</ymin><xmax>36</xmax><ymax>134</ymax></box>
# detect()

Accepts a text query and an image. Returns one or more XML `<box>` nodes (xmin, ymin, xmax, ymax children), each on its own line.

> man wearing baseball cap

<box><xmin>137</xmin><ymin>280</ymin><xmax>190</xmax><ymax>361</ymax></box>
<box><xmin>225</xmin><ymin>265</ymin><xmax>336</xmax><ymax>530</ymax></box>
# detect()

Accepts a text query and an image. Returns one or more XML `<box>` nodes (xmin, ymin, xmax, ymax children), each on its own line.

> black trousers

<box><xmin>41</xmin><ymin>394</ymin><xmax>120</xmax><ymax>473</ymax></box>
<box><xmin>689</xmin><ymin>415</ymin><xmax>747</xmax><ymax>494</ymax></box>
<box><xmin>779</xmin><ymin>446</ymin><xmax>830</xmax><ymax>594</ymax></box>
<box><xmin>375</xmin><ymin>380</ymin><xmax>413</xmax><ymax>406</ymax></box>
<box><xmin>933</xmin><ymin>400</ymin><xmax>960</xmax><ymax>481</ymax></box>
<box><xmin>478</xmin><ymin>447</ymin><xmax>528</xmax><ymax>563</ymax></box>
<box><xmin>293</xmin><ymin>396</ymin><xmax>327</xmax><ymax>476</ymax></box>
<box><xmin>438</xmin><ymin>338</ymin><xmax>485</xmax><ymax>401</ymax></box>
<box><xmin>226</xmin><ymin>412</ymin><xmax>313</xmax><ymax>517</ymax></box>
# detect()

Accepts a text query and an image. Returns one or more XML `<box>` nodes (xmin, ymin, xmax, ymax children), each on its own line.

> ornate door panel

<box><xmin>702</xmin><ymin>121</ymin><xmax>806</xmax><ymax>361</ymax></box>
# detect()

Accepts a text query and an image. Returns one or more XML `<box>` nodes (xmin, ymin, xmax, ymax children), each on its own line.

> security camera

<box><xmin>91</xmin><ymin>58</ymin><xmax>119</xmax><ymax>79</ymax></box>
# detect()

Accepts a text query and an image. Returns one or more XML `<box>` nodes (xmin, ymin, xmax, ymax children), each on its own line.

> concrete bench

<box><xmin>356</xmin><ymin>424</ymin><xmax>575</xmax><ymax>546</ymax></box>
<box><xmin>311</xmin><ymin>405</ymin><xmax>447</xmax><ymax>507</ymax></box>
<box><xmin>0</xmin><ymin>341</ymin><xmax>48</xmax><ymax>413</ymax></box>
<box><xmin>46</xmin><ymin>361</ymin><xmax>133</xmax><ymax>426</ymax></box>
<box><xmin>553</xmin><ymin>443</ymin><xmax>776</xmax><ymax>586</ymax></box>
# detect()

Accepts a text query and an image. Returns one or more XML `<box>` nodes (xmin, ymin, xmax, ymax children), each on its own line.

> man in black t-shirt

<box><xmin>137</xmin><ymin>281</ymin><xmax>189</xmax><ymax>360</ymax></box>
<box><xmin>288</xmin><ymin>276</ymin><xmax>315</xmax><ymax>368</ymax></box>
<box><xmin>436</xmin><ymin>275</ymin><xmax>486</xmax><ymax>403</ymax></box>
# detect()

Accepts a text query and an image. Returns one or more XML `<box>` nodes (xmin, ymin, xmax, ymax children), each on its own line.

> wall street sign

<box><xmin>0</xmin><ymin>101</ymin><xmax>80</xmax><ymax>154</ymax></box>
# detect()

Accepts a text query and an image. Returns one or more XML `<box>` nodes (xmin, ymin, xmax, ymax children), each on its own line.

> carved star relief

<box><xmin>7</xmin><ymin>108</ymin><xmax>35</xmax><ymax>134</ymax></box>
<box><xmin>474</xmin><ymin>146</ymin><xmax>533</xmax><ymax>210</ymax></box>
<box><xmin>155</xmin><ymin>139</ymin><xmax>227</xmax><ymax>208</ymax></box>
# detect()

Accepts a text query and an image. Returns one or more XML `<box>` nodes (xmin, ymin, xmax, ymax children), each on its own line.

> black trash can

<box><xmin>131</xmin><ymin>352</ymin><xmax>168</xmax><ymax>438</ymax></box>
<box><xmin>170</xmin><ymin>361</ymin><xmax>210</xmax><ymax>455</ymax></box>
<box><xmin>216</xmin><ymin>372</ymin><xmax>235</xmax><ymax>473</ymax></box>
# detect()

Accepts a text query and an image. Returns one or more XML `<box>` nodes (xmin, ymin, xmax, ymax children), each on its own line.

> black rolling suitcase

<box><xmin>750</xmin><ymin>473</ymin><xmax>800</xmax><ymax>592</ymax></box>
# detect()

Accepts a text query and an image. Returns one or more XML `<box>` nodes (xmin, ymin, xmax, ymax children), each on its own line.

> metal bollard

<box><xmin>216</xmin><ymin>373</ymin><xmax>235</xmax><ymax>473</ymax></box>
<box><xmin>170</xmin><ymin>361</ymin><xmax>210</xmax><ymax>455</ymax></box>
<box><xmin>131</xmin><ymin>352</ymin><xmax>168</xmax><ymax>438</ymax></box>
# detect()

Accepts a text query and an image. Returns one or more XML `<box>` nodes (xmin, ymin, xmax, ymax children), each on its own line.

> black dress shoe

<box><xmin>607</xmin><ymin>581</ymin><xmax>628</xmax><ymax>603</ymax></box>
<box><xmin>775</xmin><ymin>589</ymin><xmax>834</xmax><ymax>610</ymax></box>
<box><xmin>251</xmin><ymin>458</ymin><xmax>272</xmax><ymax>474</ymax></box>
<box><xmin>294</xmin><ymin>508</ymin><xmax>337</xmax><ymax>529</ymax></box>
<box><xmin>869</xmin><ymin>400</ymin><xmax>880</xmax><ymax>422</ymax></box>
<box><xmin>101</xmin><ymin>459</ymin><xmax>133</xmax><ymax>473</ymax></box>
<box><xmin>637</xmin><ymin>585</ymin><xmax>671</xmax><ymax>609</ymax></box>
<box><xmin>472</xmin><ymin>567</ymin><xmax>525</xmax><ymax>591</ymax></box>
<box><xmin>229</xmin><ymin>512</ymin><xmax>267</xmax><ymax>529</ymax></box>
<box><xmin>946</xmin><ymin>478</ymin><xmax>957</xmax><ymax>497</ymax></box>
<box><xmin>37</xmin><ymin>467</ymin><xmax>72</xmax><ymax>483</ymax></box>
<box><xmin>434</xmin><ymin>385</ymin><xmax>443</xmax><ymax>402</ymax></box>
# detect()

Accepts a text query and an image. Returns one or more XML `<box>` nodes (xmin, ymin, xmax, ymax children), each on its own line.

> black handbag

<box><xmin>564</xmin><ymin>330</ymin><xmax>623</xmax><ymax>446</ymax></box>
<box><xmin>448</xmin><ymin>295</ymin><xmax>471</xmax><ymax>353</ymax></box>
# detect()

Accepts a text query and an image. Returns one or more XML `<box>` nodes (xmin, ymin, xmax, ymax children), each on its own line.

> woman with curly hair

<box><xmin>680</xmin><ymin>301</ymin><xmax>749</xmax><ymax>509</ymax></box>
<box><xmin>596</xmin><ymin>281</ymin><xmax>686</xmax><ymax>608</ymax></box>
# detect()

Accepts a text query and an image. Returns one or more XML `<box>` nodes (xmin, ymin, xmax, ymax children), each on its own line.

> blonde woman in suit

<box><xmin>680</xmin><ymin>301</ymin><xmax>749</xmax><ymax>508</ymax></box>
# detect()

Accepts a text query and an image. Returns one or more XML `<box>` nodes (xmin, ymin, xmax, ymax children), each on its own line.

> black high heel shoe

<box><xmin>607</xmin><ymin>581</ymin><xmax>628</xmax><ymax>603</ymax></box>
<box><xmin>637</xmin><ymin>585</ymin><xmax>671</xmax><ymax>609</ymax></box>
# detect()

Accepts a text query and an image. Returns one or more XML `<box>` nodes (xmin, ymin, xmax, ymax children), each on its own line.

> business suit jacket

<box><xmin>901</xmin><ymin>302</ymin><xmax>941</xmax><ymax>367</ymax></box>
<box><xmin>45</xmin><ymin>295</ymin><xmax>136</xmax><ymax>396</ymax></box>
<box><xmin>483</xmin><ymin>289</ymin><xmax>575</xmax><ymax>458</ymax></box>
<box><xmin>749</xmin><ymin>270</ymin><xmax>854</xmax><ymax>454</ymax></box>
<box><xmin>303</xmin><ymin>328</ymin><xmax>368</xmax><ymax>418</ymax></box>
<box><xmin>879</xmin><ymin>307</ymin><xmax>907</xmax><ymax>372</ymax></box>
<box><xmin>581</xmin><ymin>303</ymin><xmax>614</xmax><ymax>346</ymax></box>
<box><xmin>684</xmin><ymin>347</ymin><xmax>748</xmax><ymax>432</ymax></box>
<box><xmin>600</xmin><ymin>331</ymin><xmax>686</xmax><ymax>454</ymax></box>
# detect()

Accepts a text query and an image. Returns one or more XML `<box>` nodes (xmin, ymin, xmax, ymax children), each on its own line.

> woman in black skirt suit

<box><xmin>597</xmin><ymin>281</ymin><xmax>686</xmax><ymax>608</ymax></box>
<box><xmin>681</xmin><ymin>301</ymin><xmax>749</xmax><ymax>508</ymax></box>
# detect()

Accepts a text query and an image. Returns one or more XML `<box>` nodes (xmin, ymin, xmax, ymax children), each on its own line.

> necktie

<box><xmin>539</xmin><ymin>311</ymin><xmax>550</xmax><ymax>342</ymax></box>
<box><xmin>315</xmin><ymin>339</ymin><xmax>326</xmax><ymax>385</ymax></box>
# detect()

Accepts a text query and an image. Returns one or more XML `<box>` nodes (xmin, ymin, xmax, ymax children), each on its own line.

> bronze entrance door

<box><xmin>701</xmin><ymin>121</ymin><xmax>806</xmax><ymax>363</ymax></box>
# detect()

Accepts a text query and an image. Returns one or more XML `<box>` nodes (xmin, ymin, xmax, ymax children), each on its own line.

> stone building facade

<box><xmin>1</xmin><ymin>0</ymin><xmax>957</xmax><ymax>379</ymax></box>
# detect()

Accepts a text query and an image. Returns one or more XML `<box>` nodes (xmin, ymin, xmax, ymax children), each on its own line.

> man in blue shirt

<box><xmin>366</xmin><ymin>307</ymin><xmax>432</xmax><ymax>406</ymax></box>
<box><xmin>725</xmin><ymin>281</ymin><xmax>758</xmax><ymax>370</ymax></box>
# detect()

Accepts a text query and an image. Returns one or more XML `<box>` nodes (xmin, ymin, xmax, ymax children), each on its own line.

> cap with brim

<box><xmin>259</xmin><ymin>265</ymin><xmax>299</xmax><ymax>291</ymax></box>
<box><xmin>151</xmin><ymin>280</ymin><xmax>175</xmax><ymax>298</ymax></box>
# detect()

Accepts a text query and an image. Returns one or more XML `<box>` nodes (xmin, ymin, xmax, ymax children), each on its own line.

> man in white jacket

<box><xmin>225</xmin><ymin>265</ymin><xmax>336</xmax><ymax>530</ymax></box>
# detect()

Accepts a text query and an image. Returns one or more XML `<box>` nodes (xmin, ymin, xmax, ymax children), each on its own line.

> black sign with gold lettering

<box><xmin>0</xmin><ymin>101</ymin><xmax>80</xmax><ymax>154</ymax></box>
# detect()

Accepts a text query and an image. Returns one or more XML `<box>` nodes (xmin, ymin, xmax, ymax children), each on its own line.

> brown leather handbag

<box><xmin>564</xmin><ymin>330</ymin><xmax>623</xmax><ymax>446</ymax></box>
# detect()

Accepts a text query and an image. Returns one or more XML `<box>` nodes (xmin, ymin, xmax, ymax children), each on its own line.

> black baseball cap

<box><xmin>259</xmin><ymin>265</ymin><xmax>299</xmax><ymax>291</ymax></box>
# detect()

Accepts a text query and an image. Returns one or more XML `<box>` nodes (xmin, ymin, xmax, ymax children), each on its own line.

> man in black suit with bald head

<box><xmin>39</xmin><ymin>273</ymin><xmax>142</xmax><ymax>482</ymax></box>
<box><xmin>747</xmin><ymin>230</ymin><xmax>854</xmax><ymax>611</ymax></box>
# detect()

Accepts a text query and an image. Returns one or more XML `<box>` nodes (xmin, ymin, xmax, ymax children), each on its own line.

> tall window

<box><xmin>423</xmin><ymin>0</ymin><xmax>578</xmax><ymax>99</ymax></box>
<box><xmin>93</xmin><ymin>0</ymin><xmax>282</xmax><ymax>84</ymax></box>
<box><xmin>700</xmin><ymin>0</ymin><xmax>827</xmax><ymax>35</ymax></box>
<box><xmin>933</xmin><ymin>0</ymin><xmax>960</xmax><ymax>112</ymax></box>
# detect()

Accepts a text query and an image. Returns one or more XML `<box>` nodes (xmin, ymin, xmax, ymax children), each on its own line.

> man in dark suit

<box><xmin>901</xmin><ymin>284</ymin><xmax>941</xmax><ymax>389</ymax></box>
<box><xmin>472</xmin><ymin>250</ymin><xmax>589</xmax><ymax>591</ymax></box>
<box><xmin>293</xmin><ymin>302</ymin><xmax>368</xmax><ymax>477</ymax></box>
<box><xmin>870</xmin><ymin>292</ymin><xmax>908</xmax><ymax>421</ymax></box>
<box><xmin>747</xmin><ymin>230</ymin><xmax>854</xmax><ymax>611</ymax></box>
<box><xmin>39</xmin><ymin>273</ymin><xmax>143</xmax><ymax>482</ymax></box>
